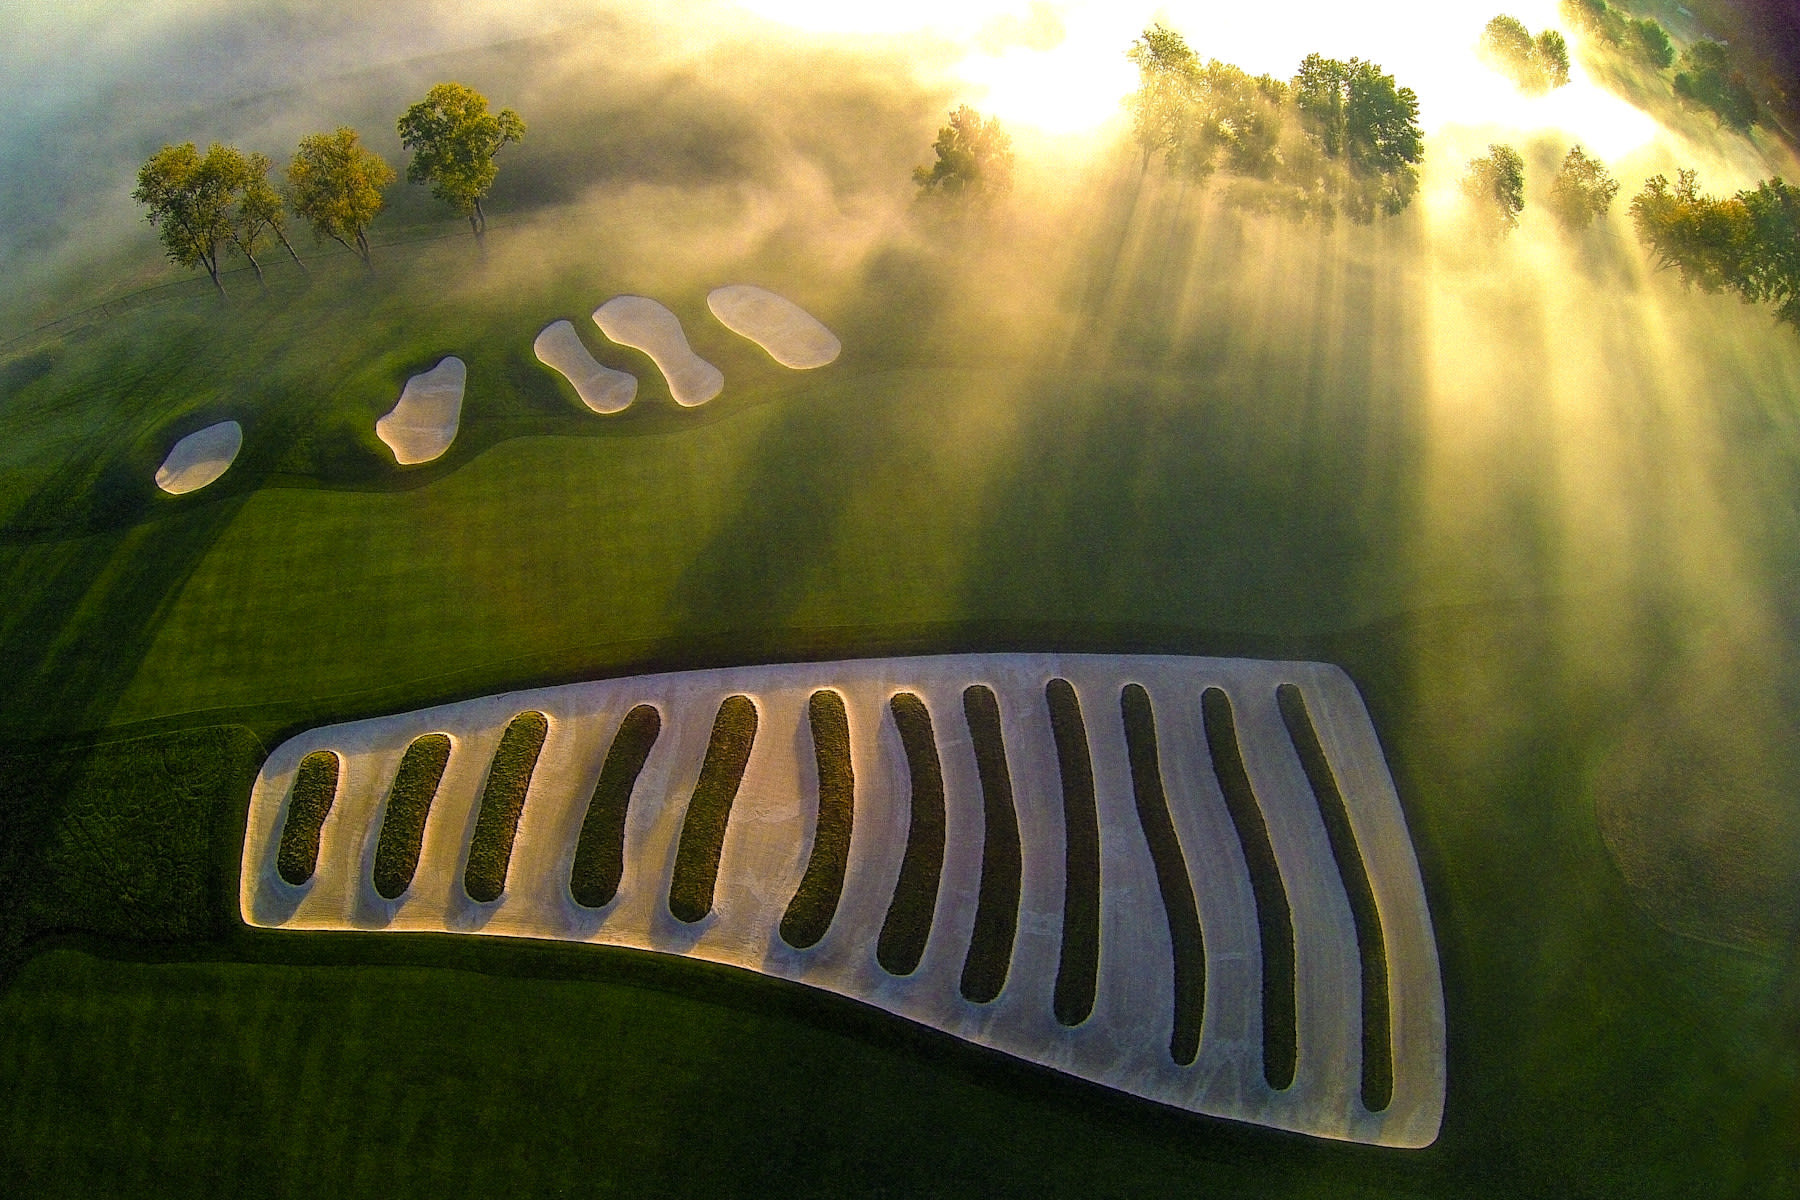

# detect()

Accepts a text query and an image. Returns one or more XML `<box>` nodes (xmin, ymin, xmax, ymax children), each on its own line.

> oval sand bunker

<box><xmin>155</xmin><ymin>420</ymin><xmax>243</xmax><ymax>495</ymax></box>
<box><xmin>708</xmin><ymin>284</ymin><xmax>840</xmax><ymax>369</ymax></box>
<box><xmin>593</xmin><ymin>295</ymin><xmax>723</xmax><ymax>407</ymax></box>
<box><xmin>377</xmin><ymin>356</ymin><xmax>465</xmax><ymax>465</ymax></box>
<box><xmin>533</xmin><ymin>320</ymin><xmax>636</xmax><ymax>414</ymax></box>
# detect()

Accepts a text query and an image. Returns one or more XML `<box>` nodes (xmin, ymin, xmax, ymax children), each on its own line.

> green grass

<box><xmin>877</xmin><ymin>692</ymin><xmax>947</xmax><ymax>978</ymax></box>
<box><xmin>276</xmin><ymin>750</ymin><xmax>340</xmax><ymax>886</ymax></box>
<box><xmin>780</xmin><ymin>689</ymin><xmax>855</xmax><ymax>950</ymax></box>
<box><xmin>667</xmin><ymin>695</ymin><xmax>758</xmax><ymax>924</ymax></box>
<box><xmin>371</xmin><ymin>734</ymin><xmax>451</xmax><ymax>901</ymax></box>
<box><xmin>959</xmin><ymin>683</ymin><xmax>1021</xmax><ymax>1005</ymax></box>
<box><xmin>568</xmin><ymin>704</ymin><xmax>661</xmax><ymax>909</ymax></box>
<box><xmin>1045</xmin><ymin>678</ymin><xmax>1101</xmax><ymax>1028</ymax></box>
<box><xmin>463</xmin><ymin>711</ymin><xmax>548</xmax><ymax>904</ymax></box>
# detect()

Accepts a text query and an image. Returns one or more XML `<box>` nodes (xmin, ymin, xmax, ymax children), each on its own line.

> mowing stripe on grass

<box><xmin>668</xmin><ymin>695</ymin><xmax>758</xmax><ymax>923</ymax></box>
<box><xmin>372</xmin><ymin>734</ymin><xmax>452</xmax><ymax>900</ymax></box>
<box><xmin>960</xmin><ymin>684</ymin><xmax>1021</xmax><ymax>1005</ymax></box>
<box><xmin>780</xmin><ymin>690</ymin><xmax>855</xmax><ymax>949</ymax></box>
<box><xmin>877</xmin><ymin>692</ymin><xmax>946</xmax><ymax>977</ymax></box>
<box><xmin>1045</xmin><ymin>678</ymin><xmax>1100</xmax><ymax>1027</ymax></box>
<box><xmin>276</xmin><ymin>750</ymin><xmax>339</xmax><ymax>886</ymax></box>
<box><xmin>463</xmin><ymin>711</ymin><xmax>549</xmax><ymax>904</ymax></box>
<box><xmin>1278</xmin><ymin>682</ymin><xmax>1393</xmax><ymax>1111</ymax></box>
<box><xmin>1120</xmin><ymin>683</ymin><xmax>1205</xmax><ymax>1065</ymax></box>
<box><xmin>1202</xmin><ymin>687</ymin><xmax>1298</xmax><ymax>1090</ymax></box>
<box><xmin>569</xmin><ymin>704</ymin><xmax>661</xmax><ymax>909</ymax></box>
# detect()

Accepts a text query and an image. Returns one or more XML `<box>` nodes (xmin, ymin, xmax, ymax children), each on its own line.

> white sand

<box><xmin>154</xmin><ymin>420</ymin><xmax>242</xmax><ymax>495</ymax></box>
<box><xmin>533</xmin><ymin>320</ymin><xmax>637</xmax><ymax>414</ymax></box>
<box><xmin>241</xmin><ymin>653</ymin><xmax>1443</xmax><ymax>1148</ymax></box>
<box><xmin>593</xmin><ymin>295</ymin><xmax>723</xmax><ymax>407</ymax></box>
<box><xmin>376</xmin><ymin>357</ymin><xmax>465</xmax><ymax>465</ymax></box>
<box><xmin>707</xmin><ymin>284</ymin><xmax>841</xmax><ymax>369</ymax></box>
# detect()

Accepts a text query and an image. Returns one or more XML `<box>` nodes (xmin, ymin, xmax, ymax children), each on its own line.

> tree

<box><xmin>133</xmin><ymin>142</ymin><xmax>239</xmax><ymax>298</ymax></box>
<box><xmin>913</xmin><ymin>105</ymin><xmax>1014</xmax><ymax>201</ymax></box>
<box><xmin>1480</xmin><ymin>17</ymin><xmax>1570</xmax><ymax>93</ymax></box>
<box><xmin>1548</xmin><ymin>144</ymin><xmax>1620</xmax><ymax>229</ymax></box>
<box><xmin>1631</xmin><ymin>169</ymin><xmax>1755</xmax><ymax>297</ymax></box>
<box><xmin>235</xmin><ymin>150</ymin><xmax>306</xmax><ymax>275</ymax></box>
<box><xmin>286</xmin><ymin>128</ymin><xmax>393</xmax><ymax>266</ymax></box>
<box><xmin>1560</xmin><ymin>0</ymin><xmax>1615</xmax><ymax>40</ymax></box>
<box><xmin>1628</xmin><ymin>17</ymin><xmax>1673</xmax><ymax>69</ymax></box>
<box><xmin>1462</xmin><ymin>143</ymin><xmax>1527</xmax><ymax>233</ymax></box>
<box><xmin>1673</xmin><ymin>40</ymin><xmax>1759</xmax><ymax>130</ymax></box>
<box><xmin>1537</xmin><ymin>30</ymin><xmax>1571</xmax><ymax>88</ymax></box>
<box><xmin>396</xmin><ymin>82</ymin><xmax>525</xmax><ymax>239</ymax></box>
<box><xmin>1126</xmin><ymin>24</ymin><xmax>1201</xmax><ymax>173</ymax></box>
<box><xmin>1293</xmin><ymin>55</ymin><xmax>1423</xmax><ymax>220</ymax></box>
<box><xmin>1739</xmin><ymin>178</ymin><xmax>1800</xmax><ymax>326</ymax></box>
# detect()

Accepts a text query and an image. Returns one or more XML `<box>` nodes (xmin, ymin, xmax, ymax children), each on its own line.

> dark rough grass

<box><xmin>569</xmin><ymin>705</ymin><xmax>661</xmax><ymax>909</ymax></box>
<box><xmin>1045</xmin><ymin>678</ymin><xmax>1100</xmax><ymax>1027</ymax></box>
<box><xmin>463</xmin><ymin>712</ymin><xmax>549</xmax><ymax>904</ymax></box>
<box><xmin>1202</xmin><ymin>687</ymin><xmax>1298</xmax><ymax>1091</ymax></box>
<box><xmin>275</xmin><ymin>750</ymin><xmax>340</xmax><ymax>886</ymax></box>
<box><xmin>878</xmin><ymin>692</ymin><xmax>946</xmax><ymax>977</ymax></box>
<box><xmin>1120</xmin><ymin>684</ymin><xmax>1205</xmax><ymax>1066</ymax></box>
<box><xmin>1278</xmin><ymin>682</ymin><xmax>1393</xmax><ymax>1111</ymax></box>
<box><xmin>959</xmin><ymin>685</ymin><xmax>1021</xmax><ymax>1005</ymax></box>
<box><xmin>780</xmin><ymin>690</ymin><xmax>854</xmax><ymax>950</ymax></box>
<box><xmin>668</xmin><ymin>696</ymin><xmax>758</xmax><ymax>924</ymax></box>
<box><xmin>371</xmin><ymin>734</ymin><xmax>452</xmax><ymax>901</ymax></box>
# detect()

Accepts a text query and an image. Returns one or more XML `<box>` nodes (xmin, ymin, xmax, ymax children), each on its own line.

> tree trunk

<box><xmin>244</xmin><ymin>247</ymin><xmax>266</xmax><ymax>288</ymax></box>
<box><xmin>355</xmin><ymin>229</ymin><xmax>372</xmax><ymax>267</ymax></box>
<box><xmin>472</xmin><ymin>198</ymin><xmax>487</xmax><ymax>240</ymax></box>
<box><xmin>276</xmin><ymin>228</ymin><xmax>308</xmax><ymax>273</ymax></box>
<box><xmin>202</xmin><ymin>244</ymin><xmax>227</xmax><ymax>300</ymax></box>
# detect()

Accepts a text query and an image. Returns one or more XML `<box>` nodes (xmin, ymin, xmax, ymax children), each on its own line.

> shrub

<box><xmin>463</xmin><ymin>711</ymin><xmax>548</xmax><ymax>903</ymax></box>
<box><xmin>877</xmin><ymin>692</ymin><xmax>946</xmax><ymax>977</ymax></box>
<box><xmin>667</xmin><ymin>695</ymin><xmax>757</xmax><ymax>923</ymax></box>
<box><xmin>372</xmin><ymin>733</ymin><xmax>452</xmax><ymax>900</ymax></box>
<box><xmin>958</xmin><ymin>685</ymin><xmax>1021</xmax><ymax>1004</ymax></box>
<box><xmin>276</xmin><ymin>750</ymin><xmax>341</xmax><ymax>885</ymax></box>
<box><xmin>780</xmin><ymin>690</ymin><xmax>855</xmax><ymax>950</ymax></box>
<box><xmin>569</xmin><ymin>705</ymin><xmax>661</xmax><ymax>909</ymax></box>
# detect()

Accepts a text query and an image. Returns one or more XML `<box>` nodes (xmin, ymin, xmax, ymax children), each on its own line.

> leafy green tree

<box><xmin>1126</xmin><ymin>24</ymin><xmax>1200</xmax><ymax>173</ymax></box>
<box><xmin>1627</xmin><ymin>17</ymin><xmax>1673</xmax><ymax>69</ymax></box>
<box><xmin>913</xmin><ymin>105</ymin><xmax>1014</xmax><ymax>201</ymax></box>
<box><xmin>1176</xmin><ymin>61</ymin><xmax>1289</xmax><ymax>183</ymax></box>
<box><xmin>286</xmin><ymin>128</ymin><xmax>393</xmax><ymax>267</ymax></box>
<box><xmin>1548</xmin><ymin>144</ymin><xmax>1620</xmax><ymax>229</ymax></box>
<box><xmin>1537</xmin><ymin>30</ymin><xmax>1571</xmax><ymax>88</ymax></box>
<box><xmin>1673</xmin><ymin>40</ymin><xmax>1759</xmax><ymax>130</ymax></box>
<box><xmin>1463</xmin><ymin>143</ymin><xmax>1527</xmax><ymax>233</ymax></box>
<box><xmin>1560</xmin><ymin>0</ymin><xmax>1616</xmax><ymax>40</ymax></box>
<box><xmin>1737</xmin><ymin>178</ymin><xmax>1799</xmax><ymax>326</ymax></box>
<box><xmin>396</xmin><ymin>82</ymin><xmax>525</xmax><ymax>239</ymax></box>
<box><xmin>235</xmin><ymin>150</ymin><xmax>306</xmax><ymax>274</ymax></box>
<box><xmin>1480</xmin><ymin>17</ymin><xmax>1570</xmax><ymax>93</ymax></box>
<box><xmin>133</xmin><ymin>142</ymin><xmax>239</xmax><ymax>298</ymax></box>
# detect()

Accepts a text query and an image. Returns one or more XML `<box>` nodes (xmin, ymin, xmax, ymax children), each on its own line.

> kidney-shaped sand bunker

<box><xmin>707</xmin><ymin>284</ymin><xmax>840</xmax><ymax>369</ymax></box>
<box><xmin>155</xmin><ymin>420</ymin><xmax>243</xmax><ymax>495</ymax></box>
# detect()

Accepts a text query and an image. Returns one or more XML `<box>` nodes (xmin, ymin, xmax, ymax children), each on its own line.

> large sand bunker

<box><xmin>707</xmin><ymin>284</ymin><xmax>840</xmax><ymax>369</ymax></box>
<box><xmin>154</xmin><ymin>420</ymin><xmax>242</xmax><ymax>495</ymax></box>
<box><xmin>533</xmin><ymin>320</ymin><xmax>637</xmax><ymax>414</ymax></box>
<box><xmin>376</xmin><ymin>357</ymin><xmax>466</xmax><ymax>465</ymax></box>
<box><xmin>593</xmin><ymin>296</ymin><xmax>723</xmax><ymax>407</ymax></box>
<box><xmin>242</xmin><ymin>653</ymin><xmax>1443</xmax><ymax>1148</ymax></box>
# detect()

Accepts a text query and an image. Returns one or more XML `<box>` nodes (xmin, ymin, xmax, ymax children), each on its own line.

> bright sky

<box><xmin>735</xmin><ymin>0</ymin><xmax>1660</xmax><ymax>158</ymax></box>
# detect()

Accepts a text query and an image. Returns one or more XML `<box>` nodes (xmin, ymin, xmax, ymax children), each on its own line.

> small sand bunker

<box><xmin>377</xmin><ymin>356</ymin><xmax>465</xmax><ymax>465</ymax></box>
<box><xmin>155</xmin><ymin>420</ymin><xmax>242</xmax><ymax>495</ymax></box>
<box><xmin>533</xmin><ymin>320</ymin><xmax>636</xmax><ymax>414</ymax></box>
<box><xmin>707</xmin><ymin>284</ymin><xmax>840</xmax><ymax>369</ymax></box>
<box><xmin>593</xmin><ymin>295</ymin><xmax>723</xmax><ymax>407</ymax></box>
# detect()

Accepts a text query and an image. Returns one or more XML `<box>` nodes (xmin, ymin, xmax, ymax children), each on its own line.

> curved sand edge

<box><xmin>377</xmin><ymin>356</ymin><xmax>466</xmax><ymax>465</ymax></box>
<box><xmin>534</xmin><ymin>320</ymin><xmax>637</xmax><ymax>414</ymax></box>
<box><xmin>155</xmin><ymin>420</ymin><xmax>243</xmax><ymax>495</ymax></box>
<box><xmin>593</xmin><ymin>295</ymin><xmax>723</xmax><ymax>407</ymax></box>
<box><xmin>708</xmin><ymin>284</ymin><xmax>840</xmax><ymax>369</ymax></box>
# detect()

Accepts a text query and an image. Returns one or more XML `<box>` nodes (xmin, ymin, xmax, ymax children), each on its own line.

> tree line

<box><xmin>134</xmin><ymin>82</ymin><xmax>523</xmax><ymax>297</ymax></box>
<box><xmin>1560</xmin><ymin>0</ymin><xmax>1760</xmax><ymax>130</ymax></box>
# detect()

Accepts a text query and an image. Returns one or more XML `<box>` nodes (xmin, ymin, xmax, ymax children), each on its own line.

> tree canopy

<box><xmin>1673</xmin><ymin>40</ymin><xmax>1759</xmax><ymax>130</ymax></box>
<box><xmin>286</xmin><ymin>128</ymin><xmax>393</xmax><ymax>266</ymax></box>
<box><xmin>1632</xmin><ymin>170</ymin><xmax>1800</xmax><ymax>328</ymax></box>
<box><xmin>133</xmin><ymin>142</ymin><xmax>240</xmax><ymax>298</ymax></box>
<box><xmin>913</xmin><ymin>105</ymin><xmax>1014</xmax><ymax>201</ymax></box>
<box><xmin>1462</xmin><ymin>144</ymin><xmax>1527</xmax><ymax>234</ymax></box>
<box><xmin>396</xmin><ymin>82</ymin><xmax>525</xmax><ymax>238</ymax></box>
<box><xmin>1126</xmin><ymin>24</ymin><xmax>1201</xmax><ymax>172</ymax></box>
<box><xmin>1479</xmin><ymin>16</ymin><xmax>1570</xmax><ymax>93</ymax></box>
<box><xmin>1548</xmin><ymin>145</ymin><xmax>1620</xmax><ymax>230</ymax></box>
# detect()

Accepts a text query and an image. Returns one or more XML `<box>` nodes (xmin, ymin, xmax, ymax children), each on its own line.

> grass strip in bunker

<box><xmin>877</xmin><ymin>692</ymin><xmax>945</xmax><ymax>976</ymax></box>
<box><xmin>1202</xmin><ymin>687</ymin><xmax>1297</xmax><ymax>1090</ymax></box>
<box><xmin>1045</xmin><ymin>678</ymin><xmax>1100</xmax><ymax>1026</ymax></box>
<box><xmin>780</xmin><ymin>690</ymin><xmax>855</xmax><ymax>949</ymax></box>
<box><xmin>1120</xmin><ymin>684</ymin><xmax>1204</xmax><ymax>1065</ymax></box>
<box><xmin>276</xmin><ymin>751</ymin><xmax>340</xmax><ymax>886</ymax></box>
<box><xmin>668</xmin><ymin>695</ymin><xmax>758</xmax><ymax>923</ymax></box>
<box><xmin>463</xmin><ymin>712</ymin><xmax>549</xmax><ymax>903</ymax></box>
<box><xmin>959</xmin><ymin>684</ymin><xmax>1021</xmax><ymax>1005</ymax></box>
<box><xmin>568</xmin><ymin>705</ymin><xmax>661</xmax><ymax>908</ymax></box>
<box><xmin>372</xmin><ymin>734</ymin><xmax>452</xmax><ymax>900</ymax></box>
<box><xmin>1277</xmin><ymin>682</ymin><xmax>1393</xmax><ymax>1110</ymax></box>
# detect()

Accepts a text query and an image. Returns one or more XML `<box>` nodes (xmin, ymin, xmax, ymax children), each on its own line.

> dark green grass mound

<box><xmin>878</xmin><ymin>692</ymin><xmax>946</xmax><ymax>977</ymax></box>
<box><xmin>0</xmin><ymin>726</ymin><xmax>263</xmax><ymax>977</ymax></box>
<box><xmin>668</xmin><ymin>695</ymin><xmax>758</xmax><ymax>923</ymax></box>
<box><xmin>1120</xmin><ymin>684</ymin><xmax>1205</xmax><ymax>1066</ymax></box>
<box><xmin>959</xmin><ymin>684</ymin><xmax>1021</xmax><ymax>1004</ymax></box>
<box><xmin>569</xmin><ymin>704</ymin><xmax>662</xmax><ymax>909</ymax></box>
<box><xmin>780</xmin><ymin>690</ymin><xmax>855</xmax><ymax>950</ymax></box>
<box><xmin>1045</xmin><ymin>678</ymin><xmax>1100</xmax><ymax>1027</ymax></box>
<box><xmin>464</xmin><ymin>712</ymin><xmax>549</xmax><ymax>903</ymax></box>
<box><xmin>372</xmin><ymin>734</ymin><xmax>452</xmax><ymax>901</ymax></box>
<box><xmin>276</xmin><ymin>750</ymin><xmax>340</xmax><ymax>886</ymax></box>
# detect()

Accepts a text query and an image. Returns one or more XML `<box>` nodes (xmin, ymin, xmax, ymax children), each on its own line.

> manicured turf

<box><xmin>463</xmin><ymin>710</ymin><xmax>548</xmax><ymax>903</ymax></box>
<box><xmin>371</xmin><ymin>734</ymin><xmax>452</xmax><ymax>901</ymax></box>
<box><xmin>878</xmin><ymin>692</ymin><xmax>947</xmax><ymax>978</ymax></box>
<box><xmin>568</xmin><ymin>704</ymin><xmax>662</xmax><ymax>909</ymax></box>
<box><xmin>1045</xmin><ymin>677</ymin><xmax>1100</xmax><ymax>1027</ymax></box>
<box><xmin>959</xmin><ymin>683</ymin><xmax>1022</xmax><ymax>1004</ymax></box>
<box><xmin>667</xmin><ymin>695</ymin><xmax>758</xmax><ymax>924</ymax></box>
<box><xmin>779</xmin><ymin>689</ymin><xmax>855</xmax><ymax>950</ymax></box>
<box><xmin>276</xmin><ymin>750</ymin><xmax>340</xmax><ymax>886</ymax></box>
